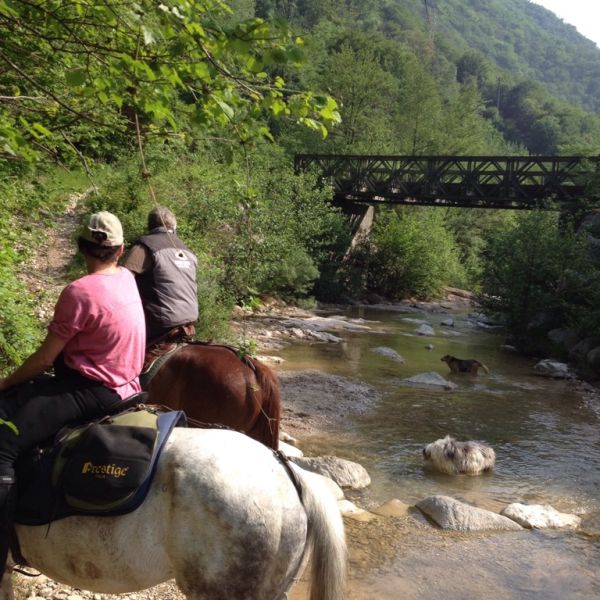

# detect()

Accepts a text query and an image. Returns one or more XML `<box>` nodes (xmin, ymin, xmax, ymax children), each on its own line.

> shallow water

<box><xmin>279</xmin><ymin>306</ymin><xmax>600</xmax><ymax>599</ymax></box>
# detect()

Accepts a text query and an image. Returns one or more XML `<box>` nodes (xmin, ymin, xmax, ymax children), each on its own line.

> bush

<box><xmin>0</xmin><ymin>169</ymin><xmax>89</xmax><ymax>373</ymax></box>
<box><xmin>479</xmin><ymin>209</ymin><xmax>600</xmax><ymax>348</ymax></box>
<box><xmin>84</xmin><ymin>142</ymin><xmax>351</xmax><ymax>333</ymax></box>
<box><xmin>363</xmin><ymin>207</ymin><xmax>464</xmax><ymax>300</ymax></box>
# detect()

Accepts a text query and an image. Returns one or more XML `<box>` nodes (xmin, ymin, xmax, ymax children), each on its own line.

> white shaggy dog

<box><xmin>422</xmin><ymin>435</ymin><xmax>496</xmax><ymax>475</ymax></box>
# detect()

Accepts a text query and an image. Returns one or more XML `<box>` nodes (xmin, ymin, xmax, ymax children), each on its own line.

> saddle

<box><xmin>140</xmin><ymin>339</ymin><xmax>258</xmax><ymax>391</ymax></box>
<box><xmin>14</xmin><ymin>403</ymin><xmax>186</xmax><ymax>526</ymax></box>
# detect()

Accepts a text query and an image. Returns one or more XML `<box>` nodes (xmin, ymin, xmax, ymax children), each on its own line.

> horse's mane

<box><xmin>249</xmin><ymin>357</ymin><xmax>281</xmax><ymax>450</ymax></box>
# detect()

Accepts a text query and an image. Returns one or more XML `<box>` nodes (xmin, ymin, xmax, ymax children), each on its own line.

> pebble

<box><xmin>13</xmin><ymin>574</ymin><xmax>185</xmax><ymax>600</ymax></box>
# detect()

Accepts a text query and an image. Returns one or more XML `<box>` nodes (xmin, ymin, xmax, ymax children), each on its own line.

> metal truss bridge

<box><xmin>294</xmin><ymin>154</ymin><xmax>600</xmax><ymax>209</ymax></box>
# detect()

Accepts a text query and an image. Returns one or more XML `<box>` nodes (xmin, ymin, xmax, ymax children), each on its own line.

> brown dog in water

<box><xmin>441</xmin><ymin>354</ymin><xmax>489</xmax><ymax>375</ymax></box>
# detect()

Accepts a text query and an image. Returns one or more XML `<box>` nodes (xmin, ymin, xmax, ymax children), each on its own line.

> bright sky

<box><xmin>531</xmin><ymin>1</ymin><xmax>600</xmax><ymax>47</ymax></box>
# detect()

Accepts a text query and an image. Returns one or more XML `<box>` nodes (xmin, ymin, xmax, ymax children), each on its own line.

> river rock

<box><xmin>279</xmin><ymin>316</ymin><xmax>371</xmax><ymax>332</ymax></box>
<box><xmin>569</xmin><ymin>336</ymin><xmax>600</xmax><ymax>362</ymax></box>
<box><xmin>585</xmin><ymin>346</ymin><xmax>600</xmax><ymax>373</ymax></box>
<box><xmin>288</xmin><ymin>327</ymin><xmax>305</xmax><ymax>338</ymax></box>
<box><xmin>401</xmin><ymin>372</ymin><xmax>457</xmax><ymax>390</ymax></box>
<box><xmin>371</xmin><ymin>346</ymin><xmax>405</xmax><ymax>363</ymax></box>
<box><xmin>401</xmin><ymin>317</ymin><xmax>429</xmax><ymax>324</ymax></box>
<box><xmin>416</xmin><ymin>495</ymin><xmax>523</xmax><ymax>531</ymax></box>
<box><xmin>307</xmin><ymin>330</ymin><xmax>344</xmax><ymax>343</ymax></box>
<box><xmin>533</xmin><ymin>359</ymin><xmax>572</xmax><ymax>378</ymax></box>
<box><xmin>279</xmin><ymin>430</ymin><xmax>298</xmax><ymax>445</ymax></box>
<box><xmin>290</xmin><ymin>455</ymin><xmax>371</xmax><ymax>489</ymax></box>
<box><xmin>415</xmin><ymin>324</ymin><xmax>435</xmax><ymax>336</ymax></box>
<box><xmin>441</xmin><ymin>318</ymin><xmax>454</xmax><ymax>327</ymax></box>
<box><xmin>501</xmin><ymin>503</ymin><xmax>581</xmax><ymax>529</ymax></box>
<box><xmin>372</xmin><ymin>498</ymin><xmax>411</xmax><ymax>517</ymax></box>
<box><xmin>547</xmin><ymin>328</ymin><xmax>579</xmax><ymax>352</ymax></box>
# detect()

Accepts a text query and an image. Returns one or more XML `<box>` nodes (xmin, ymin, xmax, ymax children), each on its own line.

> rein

<box><xmin>150</xmin><ymin>404</ymin><xmax>238</xmax><ymax>432</ymax></box>
<box><xmin>274</xmin><ymin>450</ymin><xmax>303</xmax><ymax>504</ymax></box>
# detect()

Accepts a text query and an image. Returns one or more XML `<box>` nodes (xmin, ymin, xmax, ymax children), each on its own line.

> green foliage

<box><xmin>0</xmin><ymin>171</ymin><xmax>90</xmax><ymax>373</ymax></box>
<box><xmin>361</xmin><ymin>208</ymin><xmax>464</xmax><ymax>300</ymax></box>
<box><xmin>479</xmin><ymin>210</ymin><xmax>599</xmax><ymax>346</ymax></box>
<box><xmin>213</xmin><ymin>145</ymin><xmax>350</xmax><ymax>302</ymax></box>
<box><xmin>0</xmin><ymin>0</ymin><xmax>340</xmax><ymax>162</ymax></box>
<box><xmin>88</xmin><ymin>141</ymin><xmax>349</xmax><ymax>331</ymax></box>
<box><xmin>0</xmin><ymin>261</ymin><xmax>40</xmax><ymax>373</ymax></box>
<box><xmin>442</xmin><ymin>207</ymin><xmax>517</xmax><ymax>291</ymax></box>
<box><xmin>413</xmin><ymin>0</ymin><xmax>600</xmax><ymax>116</ymax></box>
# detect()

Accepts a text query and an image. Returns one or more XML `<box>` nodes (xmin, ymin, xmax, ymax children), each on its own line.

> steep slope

<box><xmin>404</xmin><ymin>0</ymin><xmax>600</xmax><ymax>114</ymax></box>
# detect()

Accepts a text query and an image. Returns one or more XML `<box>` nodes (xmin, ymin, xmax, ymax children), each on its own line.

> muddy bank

<box><xmin>278</xmin><ymin>370</ymin><xmax>380</xmax><ymax>438</ymax></box>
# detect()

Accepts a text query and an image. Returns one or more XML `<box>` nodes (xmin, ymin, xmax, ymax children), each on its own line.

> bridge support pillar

<box><xmin>343</xmin><ymin>203</ymin><xmax>375</xmax><ymax>260</ymax></box>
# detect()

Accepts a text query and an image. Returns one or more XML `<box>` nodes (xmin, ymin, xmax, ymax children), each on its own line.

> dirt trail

<box><xmin>17</xmin><ymin>188</ymin><xmax>92</xmax><ymax>321</ymax></box>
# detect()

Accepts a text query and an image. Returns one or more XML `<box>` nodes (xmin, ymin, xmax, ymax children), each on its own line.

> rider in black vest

<box><xmin>123</xmin><ymin>207</ymin><xmax>198</xmax><ymax>356</ymax></box>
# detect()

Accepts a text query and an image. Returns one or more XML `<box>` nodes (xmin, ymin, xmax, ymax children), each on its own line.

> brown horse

<box><xmin>146</xmin><ymin>344</ymin><xmax>281</xmax><ymax>450</ymax></box>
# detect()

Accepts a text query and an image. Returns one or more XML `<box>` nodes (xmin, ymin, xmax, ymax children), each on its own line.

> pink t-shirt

<box><xmin>49</xmin><ymin>267</ymin><xmax>146</xmax><ymax>399</ymax></box>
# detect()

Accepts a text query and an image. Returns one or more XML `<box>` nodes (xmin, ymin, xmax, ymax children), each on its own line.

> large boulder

<box><xmin>525</xmin><ymin>309</ymin><xmax>564</xmax><ymax>353</ymax></box>
<box><xmin>569</xmin><ymin>336</ymin><xmax>600</xmax><ymax>363</ymax></box>
<box><xmin>279</xmin><ymin>315</ymin><xmax>371</xmax><ymax>333</ymax></box>
<box><xmin>279</xmin><ymin>441</ymin><xmax>304</xmax><ymax>458</ymax></box>
<box><xmin>585</xmin><ymin>346</ymin><xmax>600</xmax><ymax>375</ymax></box>
<box><xmin>533</xmin><ymin>359</ymin><xmax>572</xmax><ymax>379</ymax></box>
<box><xmin>290</xmin><ymin>455</ymin><xmax>371</xmax><ymax>489</ymax></box>
<box><xmin>371</xmin><ymin>346</ymin><xmax>405</xmax><ymax>363</ymax></box>
<box><xmin>501</xmin><ymin>503</ymin><xmax>581</xmax><ymax>529</ymax></box>
<box><xmin>416</xmin><ymin>495</ymin><xmax>522</xmax><ymax>531</ymax></box>
<box><xmin>415</xmin><ymin>324</ymin><xmax>435</xmax><ymax>336</ymax></box>
<box><xmin>547</xmin><ymin>328</ymin><xmax>580</xmax><ymax>360</ymax></box>
<box><xmin>401</xmin><ymin>372</ymin><xmax>457</xmax><ymax>390</ymax></box>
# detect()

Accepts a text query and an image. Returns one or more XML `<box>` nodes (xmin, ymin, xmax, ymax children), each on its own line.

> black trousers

<box><xmin>0</xmin><ymin>370</ymin><xmax>121</xmax><ymax>477</ymax></box>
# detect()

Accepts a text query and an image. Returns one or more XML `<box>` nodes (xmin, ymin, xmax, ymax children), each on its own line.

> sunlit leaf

<box><xmin>65</xmin><ymin>68</ymin><xmax>87</xmax><ymax>87</ymax></box>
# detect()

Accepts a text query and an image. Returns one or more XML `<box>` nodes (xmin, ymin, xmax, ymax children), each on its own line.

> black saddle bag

<box><xmin>59</xmin><ymin>422</ymin><xmax>157</xmax><ymax>512</ymax></box>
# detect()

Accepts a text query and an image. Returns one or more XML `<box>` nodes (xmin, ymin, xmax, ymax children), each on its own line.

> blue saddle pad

<box><xmin>14</xmin><ymin>408</ymin><xmax>185</xmax><ymax>525</ymax></box>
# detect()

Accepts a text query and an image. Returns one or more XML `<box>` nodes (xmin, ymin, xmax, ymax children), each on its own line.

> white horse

<box><xmin>2</xmin><ymin>428</ymin><xmax>346</xmax><ymax>600</ymax></box>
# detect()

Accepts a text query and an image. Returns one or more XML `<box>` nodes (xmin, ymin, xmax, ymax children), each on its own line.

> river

<box><xmin>278</xmin><ymin>305</ymin><xmax>600</xmax><ymax>600</ymax></box>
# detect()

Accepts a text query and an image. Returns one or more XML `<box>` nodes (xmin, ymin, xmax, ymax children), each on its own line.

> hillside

<box><xmin>255</xmin><ymin>0</ymin><xmax>600</xmax><ymax>154</ymax></box>
<box><xmin>415</xmin><ymin>0</ymin><xmax>600</xmax><ymax>115</ymax></box>
<box><xmin>256</xmin><ymin>0</ymin><xmax>600</xmax><ymax>116</ymax></box>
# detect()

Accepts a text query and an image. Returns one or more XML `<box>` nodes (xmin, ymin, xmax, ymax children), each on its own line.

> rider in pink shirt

<box><xmin>0</xmin><ymin>211</ymin><xmax>145</xmax><ymax>582</ymax></box>
<box><xmin>50</xmin><ymin>267</ymin><xmax>145</xmax><ymax>398</ymax></box>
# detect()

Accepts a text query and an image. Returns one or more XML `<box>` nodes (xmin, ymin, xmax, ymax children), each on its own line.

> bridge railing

<box><xmin>295</xmin><ymin>154</ymin><xmax>600</xmax><ymax>208</ymax></box>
